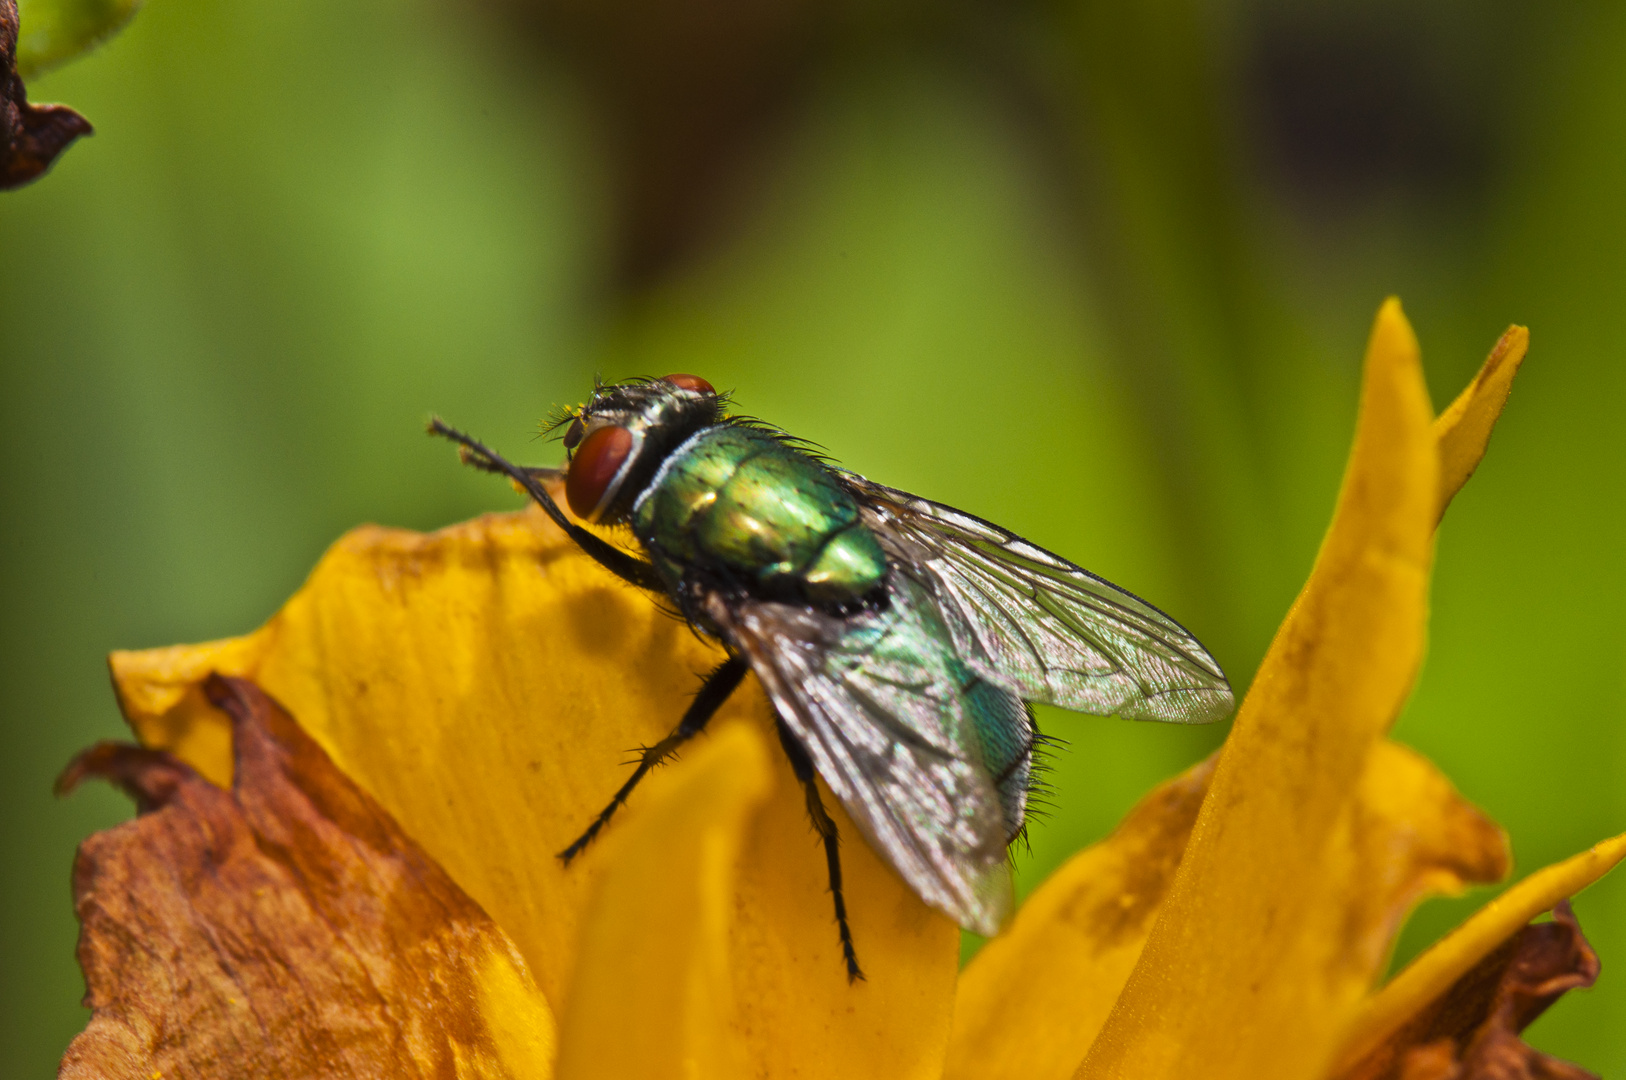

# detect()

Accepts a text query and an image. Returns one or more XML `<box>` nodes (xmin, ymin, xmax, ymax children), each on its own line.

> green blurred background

<box><xmin>3</xmin><ymin>0</ymin><xmax>1623</xmax><ymax>1072</ymax></box>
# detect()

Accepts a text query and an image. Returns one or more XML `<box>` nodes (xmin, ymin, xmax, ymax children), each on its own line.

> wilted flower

<box><xmin>0</xmin><ymin>0</ymin><xmax>92</xmax><ymax>189</ymax></box>
<box><xmin>58</xmin><ymin>300</ymin><xmax>1621</xmax><ymax>1079</ymax></box>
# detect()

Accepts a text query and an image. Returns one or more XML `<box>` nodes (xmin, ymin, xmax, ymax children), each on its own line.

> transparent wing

<box><xmin>843</xmin><ymin>475</ymin><xmax>1233</xmax><ymax>724</ymax></box>
<box><xmin>704</xmin><ymin>576</ymin><xmax>1019</xmax><ymax>935</ymax></box>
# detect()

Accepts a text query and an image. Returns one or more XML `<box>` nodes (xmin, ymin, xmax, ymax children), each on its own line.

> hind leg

<box><xmin>774</xmin><ymin>716</ymin><xmax>865</xmax><ymax>982</ymax></box>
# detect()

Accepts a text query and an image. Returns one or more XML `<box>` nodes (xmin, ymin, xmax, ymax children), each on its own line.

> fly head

<box><xmin>554</xmin><ymin>374</ymin><xmax>724</xmax><ymax>524</ymax></box>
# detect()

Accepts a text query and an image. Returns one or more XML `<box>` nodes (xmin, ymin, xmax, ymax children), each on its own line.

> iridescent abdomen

<box><xmin>632</xmin><ymin>425</ymin><xmax>886</xmax><ymax>604</ymax></box>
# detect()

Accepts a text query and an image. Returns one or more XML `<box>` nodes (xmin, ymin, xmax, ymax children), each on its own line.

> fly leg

<box><xmin>428</xmin><ymin>418</ymin><xmax>666</xmax><ymax>592</ymax></box>
<box><xmin>468</xmin><ymin>461</ymin><xmax>564</xmax><ymax>488</ymax></box>
<box><xmin>558</xmin><ymin>655</ymin><xmax>749</xmax><ymax>864</ymax></box>
<box><xmin>776</xmin><ymin>717</ymin><xmax>865</xmax><ymax>983</ymax></box>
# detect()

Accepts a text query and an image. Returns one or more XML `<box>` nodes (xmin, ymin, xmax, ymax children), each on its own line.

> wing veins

<box><xmin>838</xmin><ymin>675</ymin><xmax>965</xmax><ymax>762</ymax></box>
<box><xmin>949</xmin><ymin>554</ymin><xmax>1132</xmax><ymax>680</ymax></box>
<box><xmin>958</xmin><ymin>545</ymin><xmax>1221</xmax><ymax>681</ymax></box>
<box><xmin>944</xmin><ymin>562</ymin><xmax>1058</xmax><ymax>675</ymax></box>
<box><xmin>844</xmin><ymin>473</ymin><xmax>1233</xmax><ymax>721</ymax></box>
<box><xmin>711</xmin><ymin>587</ymin><xmax>1014</xmax><ymax>934</ymax></box>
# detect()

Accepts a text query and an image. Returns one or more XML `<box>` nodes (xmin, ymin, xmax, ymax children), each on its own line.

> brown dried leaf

<box><xmin>57</xmin><ymin>675</ymin><xmax>556</xmax><ymax>1079</ymax></box>
<box><xmin>1334</xmin><ymin>902</ymin><xmax>1600</xmax><ymax>1080</ymax></box>
<box><xmin>2</xmin><ymin>0</ymin><xmax>91</xmax><ymax>190</ymax></box>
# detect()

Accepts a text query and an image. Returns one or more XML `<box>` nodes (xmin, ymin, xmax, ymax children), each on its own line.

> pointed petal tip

<box><xmin>1434</xmin><ymin>323</ymin><xmax>1531</xmax><ymax>518</ymax></box>
<box><xmin>1335</xmin><ymin>829</ymin><xmax>1626</xmax><ymax>1074</ymax></box>
<box><xmin>1364</xmin><ymin>300</ymin><xmax>1428</xmax><ymax>422</ymax></box>
<box><xmin>1075</xmin><ymin>296</ymin><xmax>1438</xmax><ymax>1080</ymax></box>
<box><xmin>1371</xmin><ymin>298</ymin><xmax>1421</xmax><ymax>358</ymax></box>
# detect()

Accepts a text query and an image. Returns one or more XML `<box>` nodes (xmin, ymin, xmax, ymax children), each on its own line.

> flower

<box><xmin>59</xmin><ymin>300</ymin><xmax>1622</xmax><ymax>1078</ymax></box>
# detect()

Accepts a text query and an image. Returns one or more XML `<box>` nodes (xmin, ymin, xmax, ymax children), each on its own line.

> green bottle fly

<box><xmin>431</xmin><ymin>373</ymin><xmax>1233</xmax><ymax>982</ymax></box>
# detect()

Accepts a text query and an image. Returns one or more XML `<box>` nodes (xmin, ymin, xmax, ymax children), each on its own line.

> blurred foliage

<box><xmin>2</xmin><ymin>0</ymin><xmax>1623</xmax><ymax>1074</ymax></box>
<box><xmin>14</xmin><ymin>0</ymin><xmax>143</xmax><ymax>77</ymax></box>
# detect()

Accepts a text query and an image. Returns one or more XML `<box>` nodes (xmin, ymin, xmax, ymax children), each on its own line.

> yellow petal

<box><xmin>1333</xmin><ymin>741</ymin><xmax>1510</xmax><ymax>980</ymax></box>
<box><xmin>730</xmin><ymin>751</ymin><xmax>961</xmax><ymax>1080</ymax></box>
<box><xmin>1331</xmin><ymin>831</ymin><xmax>1626</xmax><ymax>1075</ymax></box>
<box><xmin>945</xmin><ymin>755</ymin><xmax>1216</xmax><ymax>1080</ymax></box>
<box><xmin>951</xmin><ymin>312</ymin><xmax>1529</xmax><ymax>1080</ymax></box>
<box><xmin>556</xmin><ymin>720</ymin><xmax>771</xmax><ymax>1080</ymax></box>
<box><xmin>110</xmin><ymin>507</ymin><xmax>959</xmax><ymax>1078</ymax></box>
<box><xmin>945</xmin><ymin>742</ymin><xmax>1505</xmax><ymax>1080</ymax></box>
<box><xmin>1432</xmin><ymin>324</ymin><xmax>1529</xmax><ymax>519</ymax></box>
<box><xmin>949</xmin><ymin>307</ymin><xmax>1521</xmax><ymax>1073</ymax></box>
<box><xmin>1077</xmin><ymin>299</ymin><xmax>1438</xmax><ymax>1080</ymax></box>
<box><xmin>105</xmin><ymin>635</ymin><xmax>266</xmax><ymax>787</ymax></box>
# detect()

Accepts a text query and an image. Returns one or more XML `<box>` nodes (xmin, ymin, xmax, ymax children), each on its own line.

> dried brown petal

<box><xmin>1334</xmin><ymin>902</ymin><xmax>1600</xmax><ymax>1080</ymax></box>
<box><xmin>57</xmin><ymin>675</ymin><xmax>555</xmax><ymax>1079</ymax></box>
<box><xmin>1</xmin><ymin>0</ymin><xmax>91</xmax><ymax>189</ymax></box>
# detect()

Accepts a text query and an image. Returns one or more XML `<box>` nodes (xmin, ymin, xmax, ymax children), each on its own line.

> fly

<box><xmin>430</xmin><ymin>374</ymin><xmax>1232</xmax><ymax>981</ymax></box>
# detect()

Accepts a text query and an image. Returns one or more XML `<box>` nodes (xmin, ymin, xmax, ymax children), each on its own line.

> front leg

<box><xmin>428</xmin><ymin>418</ymin><xmax>666</xmax><ymax>592</ymax></box>
<box><xmin>559</xmin><ymin>655</ymin><xmax>750</xmax><ymax>863</ymax></box>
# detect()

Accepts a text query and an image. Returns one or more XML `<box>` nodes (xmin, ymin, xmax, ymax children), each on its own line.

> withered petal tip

<box><xmin>55</xmin><ymin>740</ymin><xmax>192</xmax><ymax>812</ymax></box>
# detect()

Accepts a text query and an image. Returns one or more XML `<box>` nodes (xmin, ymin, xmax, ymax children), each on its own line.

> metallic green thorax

<box><xmin>631</xmin><ymin>425</ymin><xmax>887</xmax><ymax>605</ymax></box>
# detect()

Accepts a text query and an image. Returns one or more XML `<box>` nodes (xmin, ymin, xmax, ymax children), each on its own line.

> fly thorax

<box><xmin>635</xmin><ymin>425</ymin><xmax>887</xmax><ymax>608</ymax></box>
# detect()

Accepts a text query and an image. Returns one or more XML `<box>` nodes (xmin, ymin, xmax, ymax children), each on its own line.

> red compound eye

<box><xmin>662</xmin><ymin>373</ymin><xmax>715</xmax><ymax>394</ymax></box>
<box><xmin>566</xmin><ymin>425</ymin><xmax>633</xmax><ymax>519</ymax></box>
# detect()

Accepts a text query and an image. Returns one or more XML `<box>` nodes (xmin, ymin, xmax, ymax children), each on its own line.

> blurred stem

<box><xmin>1056</xmin><ymin>0</ymin><xmax>1288</xmax><ymax>679</ymax></box>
